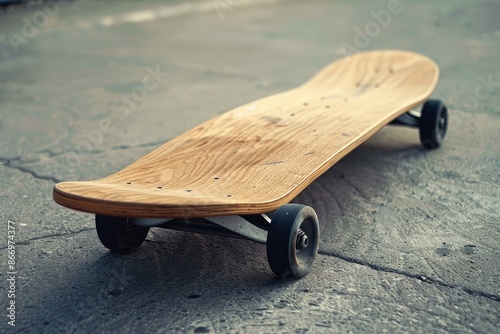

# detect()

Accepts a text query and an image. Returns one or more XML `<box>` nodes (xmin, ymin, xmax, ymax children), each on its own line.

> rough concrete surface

<box><xmin>0</xmin><ymin>0</ymin><xmax>499</xmax><ymax>333</ymax></box>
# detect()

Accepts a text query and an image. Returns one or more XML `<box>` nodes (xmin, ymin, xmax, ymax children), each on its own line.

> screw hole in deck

<box><xmin>126</xmin><ymin>182</ymin><xmax>132</xmax><ymax>185</ymax></box>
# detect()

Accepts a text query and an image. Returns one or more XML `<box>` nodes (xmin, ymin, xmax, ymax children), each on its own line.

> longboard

<box><xmin>53</xmin><ymin>50</ymin><xmax>448</xmax><ymax>279</ymax></box>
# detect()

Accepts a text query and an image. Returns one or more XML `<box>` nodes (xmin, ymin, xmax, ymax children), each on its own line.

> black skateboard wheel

<box><xmin>266</xmin><ymin>204</ymin><xmax>319</xmax><ymax>280</ymax></box>
<box><xmin>95</xmin><ymin>215</ymin><xmax>149</xmax><ymax>253</ymax></box>
<box><xmin>419</xmin><ymin>99</ymin><xmax>448</xmax><ymax>149</ymax></box>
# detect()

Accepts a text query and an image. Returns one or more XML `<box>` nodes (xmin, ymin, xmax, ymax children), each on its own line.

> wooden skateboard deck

<box><xmin>54</xmin><ymin>50</ymin><xmax>439</xmax><ymax>218</ymax></box>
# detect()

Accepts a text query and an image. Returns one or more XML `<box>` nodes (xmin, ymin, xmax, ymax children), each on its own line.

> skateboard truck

<box><xmin>96</xmin><ymin>204</ymin><xmax>320</xmax><ymax>280</ymax></box>
<box><xmin>131</xmin><ymin>214</ymin><xmax>269</xmax><ymax>244</ymax></box>
<box><xmin>390</xmin><ymin>110</ymin><xmax>420</xmax><ymax>127</ymax></box>
<box><xmin>390</xmin><ymin>99</ymin><xmax>449</xmax><ymax>150</ymax></box>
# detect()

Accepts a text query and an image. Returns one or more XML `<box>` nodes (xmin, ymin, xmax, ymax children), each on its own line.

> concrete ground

<box><xmin>0</xmin><ymin>0</ymin><xmax>499</xmax><ymax>332</ymax></box>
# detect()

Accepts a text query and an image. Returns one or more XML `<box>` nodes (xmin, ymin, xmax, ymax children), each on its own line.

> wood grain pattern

<box><xmin>53</xmin><ymin>50</ymin><xmax>439</xmax><ymax>218</ymax></box>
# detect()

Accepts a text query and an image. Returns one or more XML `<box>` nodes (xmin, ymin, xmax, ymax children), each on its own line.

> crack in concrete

<box><xmin>0</xmin><ymin>228</ymin><xmax>95</xmax><ymax>250</ymax></box>
<box><xmin>1</xmin><ymin>158</ymin><xmax>62</xmax><ymax>183</ymax></box>
<box><xmin>0</xmin><ymin>138</ymin><xmax>171</xmax><ymax>183</ymax></box>
<box><xmin>318</xmin><ymin>250</ymin><xmax>500</xmax><ymax>303</ymax></box>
